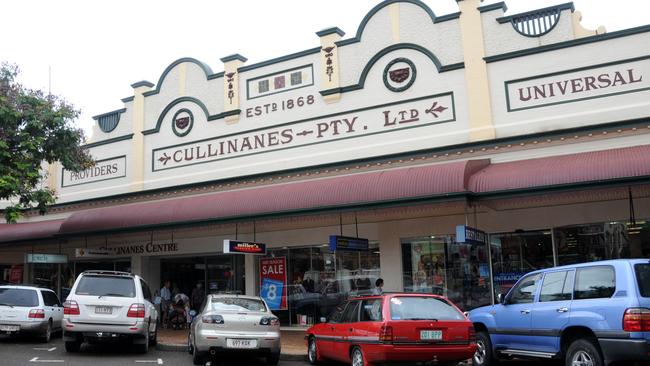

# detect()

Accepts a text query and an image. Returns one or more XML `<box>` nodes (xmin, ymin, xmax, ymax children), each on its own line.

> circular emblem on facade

<box><xmin>383</xmin><ymin>58</ymin><xmax>416</xmax><ymax>92</ymax></box>
<box><xmin>172</xmin><ymin>108</ymin><xmax>193</xmax><ymax>137</ymax></box>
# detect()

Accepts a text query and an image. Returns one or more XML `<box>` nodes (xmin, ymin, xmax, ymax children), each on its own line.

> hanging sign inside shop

<box><xmin>455</xmin><ymin>225</ymin><xmax>487</xmax><ymax>245</ymax></box>
<box><xmin>223</xmin><ymin>240</ymin><xmax>267</xmax><ymax>255</ymax></box>
<box><xmin>9</xmin><ymin>265</ymin><xmax>23</xmax><ymax>283</ymax></box>
<box><xmin>328</xmin><ymin>235</ymin><xmax>369</xmax><ymax>251</ymax></box>
<box><xmin>75</xmin><ymin>248</ymin><xmax>111</xmax><ymax>258</ymax></box>
<box><xmin>259</xmin><ymin>257</ymin><xmax>287</xmax><ymax>310</ymax></box>
<box><xmin>25</xmin><ymin>253</ymin><xmax>68</xmax><ymax>264</ymax></box>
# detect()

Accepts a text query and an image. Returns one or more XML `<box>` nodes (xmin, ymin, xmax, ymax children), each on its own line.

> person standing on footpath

<box><xmin>373</xmin><ymin>278</ymin><xmax>384</xmax><ymax>295</ymax></box>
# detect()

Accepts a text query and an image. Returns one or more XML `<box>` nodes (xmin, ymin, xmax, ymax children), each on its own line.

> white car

<box><xmin>0</xmin><ymin>285</ymin><xmax>63</xmax><ymax>342</ymax></box>
<box><xmin>188</xmin><ymin>294</ymin><xmax>281</xmax><ymax>365</ymax></box>
<box><xmin>63</xmin><ymin>270</ymin><xmax>158</xmax><ymax>353</ymax></box>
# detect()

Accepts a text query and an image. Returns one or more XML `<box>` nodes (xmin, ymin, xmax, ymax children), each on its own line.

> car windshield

<box><xmin>75</xmin><ymin>276</ymin><xmax>136</xmax><ymax>297</ymax></box>
<box><xmin>210</xmin><ymin>297</ymin><xmax>266</xmax><ymax>312</ymax></box>
<box><xmin>0</xmin><ymin>288</ymin><xmax>39</xmax><ymax>307</ymax></box>
<box><xmin>390</xmin><ymin>296</ymin><xmax>464</xmax><ymax>321</ymax></box>
<box><xmin>635</xmin><ymin>264</ymin><xmax>650</xmax><ymax>297</ymax></box>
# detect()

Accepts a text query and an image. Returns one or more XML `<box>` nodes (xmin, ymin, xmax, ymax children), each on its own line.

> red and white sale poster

<box><xmin>259</xmin><ymin>257</ymin><xmax>287</xmax><ymax>310</ymax></box>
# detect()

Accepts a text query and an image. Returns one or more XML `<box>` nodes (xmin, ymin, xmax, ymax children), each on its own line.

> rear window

<box><xmin>75</xmin><ymin>276</ymin><xmax>136</xmax><ymax>297</ymax></box>
<box><xmin>635</xmin><ymin>264</ymin><xmax>650</xmax><ymax>297</ymax></box>
<box><xmin>0</xmin><ymin>288</ymin><xmax>39</xmax><ymax>307</ymax></box>
<box><xmin>210</xmin><ymin>297</ymin><xmax>266</xmax><ymax>312</ymax></box>
<box><xmin>389</xmin><ymin>296</ymin><xmax>464</xmax><ymax>321</ymax></box>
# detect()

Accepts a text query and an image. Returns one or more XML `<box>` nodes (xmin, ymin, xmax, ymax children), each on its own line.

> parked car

<box><xmin>188</xmin><ymin>294</ymin><xmax>281</xmax><ymax>365</ymax></box>
<box><xmin>469</xmin><ymin>259</ymin><xmax>650</xmax><ymax>366</ymax></box>
<box><xmin>0</xmin><ymin>285</ymin><xmax>63</xmax><ymax>342</ymax></box>
<box><xmin>62</xmin><ymin>270</ymin><xmax>158</xmax><ymax>353</ymax></box>
<box><xmin>306</xmin><ymin>293</ymin><xmax>477</xmax><ymax>366</ymax></box>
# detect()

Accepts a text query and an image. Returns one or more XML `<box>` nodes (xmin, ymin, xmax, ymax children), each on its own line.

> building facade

<box><xmin>1</xmin><ymin>0</ymin><xmax>649</xmax><ymax>326</ymax></box>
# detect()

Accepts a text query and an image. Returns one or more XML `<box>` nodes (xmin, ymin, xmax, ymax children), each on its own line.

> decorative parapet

<box><xmin>316</xmin><ymin>27</ymin><xmax>345</xmax><ymax>103</ymax></box>
<box><xmin>572</xmin><ymin>11</ymin><xmax>606</xmax><ymax>38</ymax></box>
<box><xmin>93</xmin><ymin>108</ymin><xmax>126</xmax><ymax>133</ymax></box>
<box><xmin>496</xmin><ymin>2</ymin><xmax>574</xmax><ymax>38</ymax></box>
<box><xmin>221</xmin><ymin>54</ymin><xmax>247</xmax><ymax>124</ymax></box>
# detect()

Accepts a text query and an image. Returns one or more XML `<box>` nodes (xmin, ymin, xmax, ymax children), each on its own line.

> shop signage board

<box><xmin>455</xmin><ymin>225</ymin><xmax>487</xmax><ymax>245</ymax></box>
<box><xmin>61</xmin><ymin>155</ymin><xmax>126</xmax><ymax>187</ymax></box>
<box><xmin>75</xmin><ymin>248</ymin><xmax>111</xmax><ymax>258</ymax></box>
<box><xmin>259</xmin><ymin>257</ymin><xmax>287</xmax><ymax>310</ymax></box>
<box><xmin>328</xmin><ymin>235</ymin><xmax>370</xmax><ymax>251</ymax></box>
<box><xmin>25</xmin><ymin>253</ymin><xmax>68</xmax><ymax>264</ymax></box>
<box><xmin>223</xmin><ymin>240</ymin><xmax>267</xmax><ymax>255</ymax></box>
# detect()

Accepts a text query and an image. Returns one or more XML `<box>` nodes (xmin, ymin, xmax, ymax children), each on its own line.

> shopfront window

<box><xmin>401</xmin><ymin>236</ymin><xmax>491</xmax><ymax>311</ymax></box>
<box><xmin>263</xmin><ymin>243</ymin><xmax>380</xmax><ymax>327</ymax></box>
<box><xmin>554</xmin><ymin>220</ymin><xmax>649</xmax><ymax>266</ymax></box>
<box><xmin>490</xmin><ymin>230</ymin><xmax>553</xmax><ymax>300</ymax></box>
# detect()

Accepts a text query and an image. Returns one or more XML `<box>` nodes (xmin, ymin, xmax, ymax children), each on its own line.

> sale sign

<box><xmin>259</xmin><ymin>257</ymin><xmax>287</xmax><ymax>310</ymax></box>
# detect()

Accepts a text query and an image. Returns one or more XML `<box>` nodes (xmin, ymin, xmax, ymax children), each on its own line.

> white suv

<box><xmin>63</xmin><ymin>271</ymin><xmax>158</xmax><ymax>353</ymax></box>
<box><xmin>0</xmin><ymin>285</ymin><xmax>63</xmax><ymax>342</ymax></box>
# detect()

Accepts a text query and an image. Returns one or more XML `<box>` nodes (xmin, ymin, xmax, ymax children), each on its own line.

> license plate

<box><xmin>420</xmin><ymin>330</ymin><xmax>443</xmax><ymax>341</ymax></box>
<box><xmin>95</xmin><ymin>306</ymin><xmax>113</xmax><ymax>314</ymax></box>
<box><xmin>0</xmin><ymin>325</ymin><xmax>19</xmax><ymax>332</ymax></box>
<box><xmin>226</xmin><ymin>338</ymin><xmax>258</xmax><ymax>349</ymax></box>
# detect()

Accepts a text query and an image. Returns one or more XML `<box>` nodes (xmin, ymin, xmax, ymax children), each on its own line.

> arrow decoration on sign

<box><xmin>425</xmin><ymin>102</ymin><xmax>448</xmax><ymax>118</ymax></box>
<box><xmin>158</xmin><ymin>153</ymin><xmax>171</xmax><ymax>165</ymax></box>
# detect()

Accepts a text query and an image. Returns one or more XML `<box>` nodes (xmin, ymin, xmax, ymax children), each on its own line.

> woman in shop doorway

<box><xmin>373</xmin><ymin>278</ymin><xmax>384</xmax><ymax>295</ymax></box>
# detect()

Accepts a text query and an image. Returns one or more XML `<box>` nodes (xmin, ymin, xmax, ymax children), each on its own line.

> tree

<box><xmin>0</xmin><ymin>62</ymin><xmax>94</xmax><ymax>223</ymax></box>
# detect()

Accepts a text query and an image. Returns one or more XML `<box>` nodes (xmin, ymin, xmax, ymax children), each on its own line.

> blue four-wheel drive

<box><xmin>469</xmin><ymin>259</ymin><xmax>650</xmax><ymax>366</ymax></box>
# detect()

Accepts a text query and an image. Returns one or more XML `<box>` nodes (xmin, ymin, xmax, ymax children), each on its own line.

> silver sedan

<box><xmin>188</xmin><ymin>294</ymin><xmax>281</xmax><ymax>365</ymax></box>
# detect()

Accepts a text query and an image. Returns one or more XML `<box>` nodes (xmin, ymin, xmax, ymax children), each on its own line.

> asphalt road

<box><xmin>0</xmin><ymin>335</ymin><xmax>308</xmax><ymax>366</ymax></box>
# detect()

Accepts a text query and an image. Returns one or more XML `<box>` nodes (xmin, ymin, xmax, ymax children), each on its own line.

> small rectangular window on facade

<box><xmin>274</xmin><ymin>75</ymin><xmax>285</xmax><ymax>90</ymax></box>
<box><xmin>258</xmin><ymin>80</ymin><xmax>269</xmax><ymax>93</ymax></box>
<box><xmin>290</xmin><ymin>72</ymin><xmax>302</xmax><ymax>86</ymax></box>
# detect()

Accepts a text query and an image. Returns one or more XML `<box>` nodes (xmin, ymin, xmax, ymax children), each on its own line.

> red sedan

<box><xmin>306</xmin><ymin>293</ymin><xmax>476</xmax><ymax>366</ymax></box>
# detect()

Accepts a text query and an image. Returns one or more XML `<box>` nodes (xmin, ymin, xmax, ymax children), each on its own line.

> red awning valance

<box><xmin>0</xmin><ymin>219</ymin><xmax>65</xmax><ymax>244</ymax></box>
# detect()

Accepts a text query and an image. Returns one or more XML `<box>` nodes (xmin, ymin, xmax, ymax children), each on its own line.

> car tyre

<box><xmin>474</xmin><ymin>331</ymin><xmax>497</xmax><ymax>366</ymax></box>
<box><xmin>308</xmin><ymin>337</ymin><xmax>320</xmax><ymax>364</ymax></box>
<box><xmin>135</xmin><ymin>331</ymin><xmax>149</xmax><ymax>354</ymax></box>
<box><xmin>192</xmin><ymin>346</ymin><xmax>206</xmax><ymax>365</ymax></box>
<box><xmin>351</xmin><ymin>346</ymin><xmax>368</xmax><ymax>366</ymax></box>
<box><xmin>149</xmin><ymin>322</ymin><xmax>157</xmax><ymax>346</ymax></box>
<box><xmin>266</xmin><ymin>352</ymin><xmax>280</xmax><ymax>365</ymax></box>
<box><xmin>65</xmin><ymin>340</ymin><xmax>82</xmax><ymax>353</ymax></box>
<box><xmin>188</xmin><ymin>332</ymin><xmax>194</xmax><ymax>354</ymax></box>
<box><xmin>41</xmin><ymin>320</ymin><xmax>52</xmax><ymax>343</ymax></box>
<box><xmin>565</xmin><ymin>338</ymin><xmax>603</xmax><ymax>366</ymax></box>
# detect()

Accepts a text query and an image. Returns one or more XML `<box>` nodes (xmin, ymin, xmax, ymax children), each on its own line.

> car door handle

<box><xmin>349</xmin><ymin>328</ymin><xmax>353</xmax><ymax>332</ymax></box>
<box><xmin>556</xmin><ymin>307</ymin><xmax>569</xmax><ymax>313</ymax></box>
<box><xmin>520</xmin><ymin>309</ymin><xmax>530</xmax><ymax>315</ymax></box>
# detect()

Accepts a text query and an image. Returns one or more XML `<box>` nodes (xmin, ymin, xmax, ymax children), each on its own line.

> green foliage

<box><xmin>0</xmin><ymin>62</ymin><xmax>94</xmax><ymax>223</ymax></box>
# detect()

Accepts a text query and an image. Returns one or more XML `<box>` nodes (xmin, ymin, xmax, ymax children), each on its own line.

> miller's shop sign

<box><xmin>152</xmin><ymin>93</ymin><xmax>454</xmax><ymax>171</ymax></box>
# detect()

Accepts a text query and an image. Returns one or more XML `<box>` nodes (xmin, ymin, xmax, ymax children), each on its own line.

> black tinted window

<box><xmin>635</xmin><ymin>264</ymin><xmax>650</xmax><ymax>297</ymax></box>
<box><xmin>76</xmin><ymin>276</ymin><xmax>136</xmax><ymax>297</ymax></box>
<box><xmin>341</xmin><ymin>301</ymin><xmax>360</xmax><ymax>323</ymax></box>
<box><xmin>509</xmin><ymin>274</ymin><xmax>541</xmax><ymax>304</ymax></box>
<box><xmin>540</xmin><ymin>271</ymin><xmax>574</xmax><ymax>302</ymax></box>
<box><xmin>360</xmin><ymin>299</ymin><xmax>382</xmax><ymax>322</ymax></box>
<box><xmin>390</xmin><ymin>296</ymin><xmax>464</xmax><ymax>320</ymax></box>
<box><xmin>41</xmin><ymin>290</ymin><xmax>60</xmax><ymax>306</ymax></box>
<box><xmin>0</xmin><ymin>288</ymin><xmax>39</xmax><ymax>307</ymax></box>
<box><xmin>140</xmin><ymin>280</ymin><xmax>152</xmax><ymax>301</ymax></box>
<box><xmin>574</xmin><ymin>266</ymin><xmax>615</xmax><ymax>300</ymax></box>
<box><xmin>328</xmin><ymin>303</ymin><xmax>346</xmax><ymax>323</ymax></box>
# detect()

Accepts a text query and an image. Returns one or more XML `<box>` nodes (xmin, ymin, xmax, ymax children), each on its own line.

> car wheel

<box><xmin>65</xmin><ymin>340</ymin><xmax>82</xmax><ymax>353</ymax></box>
<box><xmin>41</xmin><ymin>320</ymin><xmax>52</xmax><ymax>343</ymax></box>
<box><xmin>266</xmin><ymin>352</ymin><xmax>280</xmax><ymax>365</ymax></box>
<box><xmin>149</xmin><ymin>323</ymin><xmax>157</xmax><ymax>346</ymax></box>
<box><xmin>135</xmin><ymin>331</ymin><xmax>149</xmax><ymax>354</ymax></box>
<box><xmin>474</xmin><ymin>331</ymin><xmax>497</xmax><ymax>366</ymax></box>
<box><xmin>192</xmin><ymin>345</ymin><xmax>206</xmax><ymax>366</ymax></box>
<box><xmin>308</xmin><ymin>337</ymin><xmax>320</xmax><ymax>364</ymax></box>
<box><xmin>187</xmin><ymin>332</ymin><xmax>194</xmax><ymax>354</ymax></box>
<box><xmin>565</xmin><ymin>338</ymin><xmax>603</xmax><ymax>366</ymax></box>
<box><xmin>350</xmin><ymin>346</ymin><xmax>367</xmax><ymax>366</ymax></box>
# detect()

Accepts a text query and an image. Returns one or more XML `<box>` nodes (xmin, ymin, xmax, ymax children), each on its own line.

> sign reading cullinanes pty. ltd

<box><xmin>62</xmin><ymin>156</ymin><xmax>126</xmax><ymax>187</ymax></box>
<box><xmin>153</xmin><ymin>93</ymin><xmax>455</xmax><ymax>171</ymax></box>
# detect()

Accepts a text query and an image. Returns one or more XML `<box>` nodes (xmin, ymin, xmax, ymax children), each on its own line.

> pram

<box><xmin>168</xmin><ymin>293</ymin><xmax>190</xmax><ymax>330</ymax></box>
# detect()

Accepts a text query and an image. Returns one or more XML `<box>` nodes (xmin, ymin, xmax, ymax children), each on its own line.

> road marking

<box><xmin>33</xmin><ymin>347</ymin><xmax>57</xmax><ymax>352</ymax></box>
<box><xmin>29</xmin><ymin>357</ymin><xmax>64</xmax><ymax>363</ymax></box>
<box><xmin>135</xmin><ymin>359</ymin><xmax>163</xmax><ymax>365</ymax></box>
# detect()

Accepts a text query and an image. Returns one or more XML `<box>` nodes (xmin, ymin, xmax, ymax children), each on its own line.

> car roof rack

<box><xmin>81</xmin><ymin>270</ymin><xmax>134</xmax><ymax>277</ymax></box>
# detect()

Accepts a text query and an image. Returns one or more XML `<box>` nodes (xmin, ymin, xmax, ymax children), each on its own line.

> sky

<box><xmin>3</xmin><ymin>0</ymin><xmax>648</xmax><ymax>140</ymax></box>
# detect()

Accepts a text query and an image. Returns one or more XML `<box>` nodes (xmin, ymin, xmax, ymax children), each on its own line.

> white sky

<box><xmin>3</xmin><ymin>0</ymin><xmax>648</xmax><ymax>140</ymax></box>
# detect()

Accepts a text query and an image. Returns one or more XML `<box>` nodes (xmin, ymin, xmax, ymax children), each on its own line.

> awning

<box><xmin>468</xmin><ymin>145</ymin><xmax>650</xmax><ymax>193</ymax></box>
<box><xmin>0</xmin><ymin>219</ymin><xmax>65</xmax><ymax>243</ymax></box>
<box><xmin>58</xmin><ymin>159</ymin><xmax>489</xmax><ymax>235</ymax></box>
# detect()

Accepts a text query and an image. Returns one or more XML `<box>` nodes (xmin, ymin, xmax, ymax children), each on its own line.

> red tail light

<box><xmin>127</xmin><ymin>303</ymin><xmax>146</xmax><ymax>318</ymax></box>
<box><xmin>379</xmin><ymin>325</ymin><xmax>393</xmax><ymax>343</ymax></box>
<box><xmin>202</xmin><ymin>315</ymin><xmax>224</xmax><ymax>324</ymax></box>
<box><xmin>64</xmin><ymin>301</ymin><xmax>80</xmax><ymax>315</ymax></box>
<box><xmin>623</xmin><ymin>308</ymin><xmax>650</xmax><ymax>332</ymax></box>
<box><xmin>29</xmin><ymin>309</ymin><xmax>45</xmax><ymax>319</ymax></box>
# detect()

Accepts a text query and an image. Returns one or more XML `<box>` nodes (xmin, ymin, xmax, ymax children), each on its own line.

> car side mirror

<box><xmin>320</xmin><ymin>317</ymin><xmax>327</xmax><ymax>323</ymax></box>
<box><xmin>497</xmin><ymin>293</ymin><xmax>506</xmax><ymax>305</ymax></box>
